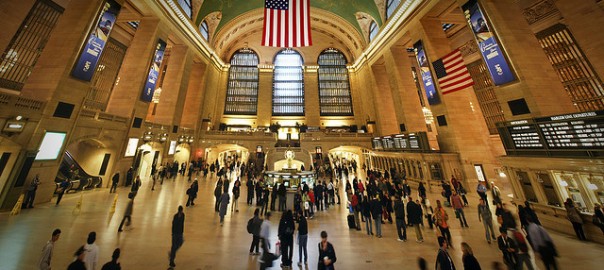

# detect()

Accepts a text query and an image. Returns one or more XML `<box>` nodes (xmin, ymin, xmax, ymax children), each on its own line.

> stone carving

<box><xmin>522</xmin><ymin>0</ymin><xmax>558</xmax><ymax>25</ymax></box>
<box><xmin>459</xmin><ymin>40</ymin><xmax>479</xmax><ymax>57</ymax></box>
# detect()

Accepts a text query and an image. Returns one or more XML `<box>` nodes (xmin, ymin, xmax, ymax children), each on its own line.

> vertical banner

<box><xmin>462</xmin><ymin>0</ymin><xmax>515</xmax><ymax>86</ymax></box>
<box><xmin>71</xmin><ymin>0</ymin><xmax>121</xmax><ymax>81</ymax></box>
<box><xmin>140</xmin><ymin>40</ymin><xmax>167</xmax><ymax>102</ymax></box>
<box><xmin>413</xmin><ymin>41</ymin><xmax>440</xmax><ymax>105</ymax></box>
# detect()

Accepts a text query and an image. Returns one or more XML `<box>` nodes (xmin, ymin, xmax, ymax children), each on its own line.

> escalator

<box><xmin>54</xmin><ymin>151</ymin><xmax>103</xmax><ymax>193</ymax></box>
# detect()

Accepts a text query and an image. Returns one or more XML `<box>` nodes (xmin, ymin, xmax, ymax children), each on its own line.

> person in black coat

<box><xmin>101</xmin><ymin>248</ymin><xmax>121</xmax><ymax>270</ymax></box>
<box><xmin>246</xmin><ymin>178</ymin><xmax>255</xmax><ymax>205</ymax></box>
<box><xmin>497</xmin><ymin>228</ymin><xmax>518</xmax><ymax>270</ymax></box>
<box><xmin>369</xmin><ymin>195</ymin><xmax>383</xmax><ymax>238</ymax></box>
<box><xmin>318</xmin><ymin>231</ymin><xmax>337</xmax><ymax>270</ymax></box>
<box><xmin>169</xmin><ymin>206</ymin><xmax>185</xmax><ymax>267</ymax></box>
<box><xmin>278</xmin><ymin>210</ymin><xmax>296</xmax><ymax>268</ymax></box>
<box><xmin>393</xmin><ymin>196</ymin><xmax>407</xmax><ymax>241</ymax></box>
<box><xmin>461</xmin><ymin>242</ymin><xmax>481</xmax><ymax>270</ymax></box>
<box><xmin>407</xmin><ymin>197</ymin><xmax>424</xmax><ymax>242</ymax></box>
<box><xmin>214</xmin><ymin>179</ymin><xmax>223</xmax><ymax>212</ymax></box>
<box><xmin>361</xmin><ymin>196</ymin><xmax>373</xmax><ymax>235</ymax></box>
<box><xmin>435</xmin><ymin>236</ymin><xmax>456</xmax><ymax>270</ymax></box>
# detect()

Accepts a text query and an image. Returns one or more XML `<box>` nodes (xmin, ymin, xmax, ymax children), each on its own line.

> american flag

<box><xmin>432</xmin><ymin>48</ymin><xmax>474</xmax><ymax>94</ymax></box>
<box><xmin>262</xmin><ymin>0</ymin><xmax>312</xmax><ymax>47</ymax></box>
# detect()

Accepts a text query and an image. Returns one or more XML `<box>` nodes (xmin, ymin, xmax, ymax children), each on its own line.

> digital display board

<box><xmin>35</xmin><ymin>132</ymin><xmax>67</xmax><ymax>161</ymax></box>
<box><xmin>372</xmin><ymin>132</ymin><xmax>431</xmax><ymax>152</ymax></box>
<box><xmin>497</xmin><ymin>110</ymin><xmax>604</xmax><ymax>156</ymax></box>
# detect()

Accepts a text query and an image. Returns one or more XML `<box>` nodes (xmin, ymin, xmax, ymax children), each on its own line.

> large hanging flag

<box><xmin>432</xmin><ymin>48</ymin><xmax>474</xmax><ymax>94</ymax></box>
<box><xmin>262</xmin><ymin>0</ymin><xmax>312</xmax><ymax>47</ymax></box>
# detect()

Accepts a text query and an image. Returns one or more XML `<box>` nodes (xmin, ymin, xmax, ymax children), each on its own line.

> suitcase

<box><xmin>347</xmin><ymin>214</ymin><xmax>356</xmax><ymax>229</ymax></box>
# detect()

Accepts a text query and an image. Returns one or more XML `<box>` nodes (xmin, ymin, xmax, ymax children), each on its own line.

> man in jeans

<box><xmin>370</xmin><ymin>194</ymin><xmax>383</xmax><ymax>238</ymax></box>
<box><xmin>169</xmin><ymin>206</ymin><xmax>185</xmax><ymax>267</ymax></box>
<box><xmin>477</xmin><ymin>198</ymin><xmax>497</xmax><ymax>243</ymax></box>
<box><xmin>393</xmin><ymin>195</ymin><xmax>407</xmax><ymax>241</ymax></box>
<box><xmin>451</xmin><ymin>191</ymin><xmax>468</xmax><ymax>227</ymax></box>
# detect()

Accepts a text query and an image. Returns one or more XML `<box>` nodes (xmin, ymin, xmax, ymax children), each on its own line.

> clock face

<box><xmin>285</xmin><ymin>150</ymin><xmax>295</xmax><ymax>159</ymax></box>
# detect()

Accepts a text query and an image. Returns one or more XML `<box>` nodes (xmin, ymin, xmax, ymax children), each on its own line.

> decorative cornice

<box><xmin>522</xmin><ymin>0</ymin><xmax>558</xmax><ymax>25</ymax></box>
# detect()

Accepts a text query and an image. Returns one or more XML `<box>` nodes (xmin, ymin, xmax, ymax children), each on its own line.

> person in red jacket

<box><xmin>308</xmin><ymin>189</ymin><xmax>316</xmax><ymax>219</ymax></box>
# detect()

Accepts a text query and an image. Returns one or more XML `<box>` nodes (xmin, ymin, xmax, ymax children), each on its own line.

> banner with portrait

<box><xmin>140</xmin><ymin>39</ymin><xmax>167</xmax><ymax>102</ymax></box>
<box><xmin>462</xmin><ymin>0</ymin><xmax>515</xmax><ymax>86</ymax></box>
<box><xmin>71</xmin><ymin>0</ymin><xmax>121</xmax><ymax>81</ymax></box>
<box><xmin>413</xmin><ymin>40</ymin><xmax>440</xmax><ymax>105</ymax></box>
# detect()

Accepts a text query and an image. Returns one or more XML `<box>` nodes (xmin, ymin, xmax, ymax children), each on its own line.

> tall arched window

<box><xmin>368</xmin><ymin>21</ymin><xmax>378</xmax><ymax>42</ymax></box>
<box><xmin>225</xmin><ymin>48</ymin><xmax>259</xmax><ymax>115</ymax></box>
<box><xmin>273</xmin><ymin>49</ymin><xmax>304</xmax><ymax>116</ymax></box>
<box><xmin>385</xmin><ymin>0</ymin><xmax>401</xmax><ymax>20</ymax></box>
<box><xmin>318</xmin><ymin>48</ymin><xmax>353</xmax><ymax>116</ymax></box>
<box><xmin>200</xmin><ymin>21</ymin><xmax>209</xmax><ymax>41</ymax></box>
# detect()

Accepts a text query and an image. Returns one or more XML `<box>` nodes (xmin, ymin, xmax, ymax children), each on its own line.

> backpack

<box><xmin>513</xmin><ymin>230</ymin><xmax>529</xmax><ymax>253</ymax></box>
<box><xmin>247</xmin><ymin>218</ymin><xmax>254</xmax><ymax>234</ymax></box>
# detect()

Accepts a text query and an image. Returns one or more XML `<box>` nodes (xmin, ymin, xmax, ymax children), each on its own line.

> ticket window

<box><xmin>536</xmin><ymin>173</ymin><xmax>561</xmax><ymax>207</ymax></box>
<box><xmin>554</xmin><ymin>172</ymin><xmax>587</xmax><ymax>210</ymax></box>
<box><xmin>517</xmin><ymin>171</ymin><xmax>538</xmax><ymax>203</ymax></box>
<box><xmin>579</xmin><ymin>174</ymin><xmax>604</xmax><ymax>210</ymax></box>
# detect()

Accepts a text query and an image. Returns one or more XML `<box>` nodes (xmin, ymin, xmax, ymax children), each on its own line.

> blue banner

<box><xmin>413</xmin><ymin>41</ymin><xmax>440</xmax><ymax>105</ymax></box>
<box><xmin>71</xmin><ymin>0</ymin><xmax>121</xmax><ymax>81</ymax></box>
<box><xmin>140</xmin><ymin>40</ymin><xmax>167</xmax><ymax>102</ymax></box>
<box><xmin>463</xmin><ymin>0</ymin><xmax>515</xmax><ymax>86</ymax></box>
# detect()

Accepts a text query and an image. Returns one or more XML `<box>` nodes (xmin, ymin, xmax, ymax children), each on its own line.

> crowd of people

<box><xmin>32</xmin><ymin>155</ymin><xmax>604</xmax><ymax>270</ymax></box>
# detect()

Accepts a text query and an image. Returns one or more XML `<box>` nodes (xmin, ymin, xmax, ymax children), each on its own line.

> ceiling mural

<box><xmin>194</xmin><ymin>0</ymin><xmax>383</xmax><ymax>37</ymax></box>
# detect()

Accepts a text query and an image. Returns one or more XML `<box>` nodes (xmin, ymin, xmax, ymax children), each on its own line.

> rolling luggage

<box><xmin>347</xmin><ymin>214</ymin><xmax>356</xmax><ymax>229</ymax></box>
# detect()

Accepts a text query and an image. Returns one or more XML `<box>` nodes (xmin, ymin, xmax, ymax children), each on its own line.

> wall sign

<box><xmin>462</xmin><ymin>0</ymin><xmax>515</xmax><ymax>86</ymax></box>
<box><xmin>140</xmin><ymin>39</ymin><xmax>167</xmax><ymax>102</ymax></box>
<box><xmin>71</xmin><ymin>0</ymin><xmax>121</xmax><ymax>81</ymax></box>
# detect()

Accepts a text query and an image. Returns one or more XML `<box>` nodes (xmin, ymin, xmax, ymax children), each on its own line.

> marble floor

<box><xmin>1</xmin><ymin>174</ymin><xmax>604</xmax><ymax>270</ymax></box>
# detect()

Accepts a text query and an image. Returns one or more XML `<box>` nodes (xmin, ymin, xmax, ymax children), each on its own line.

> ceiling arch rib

<box><xmin>213</xmin><ymin>8</ymin><xmax>365</xmax><ymax>64</ymax></box>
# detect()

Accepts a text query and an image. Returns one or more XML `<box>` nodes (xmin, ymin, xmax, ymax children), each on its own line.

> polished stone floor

<box><xmin>1</xmin><ymin>174</ymin><xmax>604</xmax><ymax>270</ymax></box>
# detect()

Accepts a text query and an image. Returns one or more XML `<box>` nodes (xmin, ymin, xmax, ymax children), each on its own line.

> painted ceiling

<box><xmin>195</xmin><ymin>0</ymin><xmax>384</xmax><ymax>37</ymax></box>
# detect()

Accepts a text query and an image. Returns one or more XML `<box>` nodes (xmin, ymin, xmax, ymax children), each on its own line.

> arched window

<box><xmin>385</xmin><ymin>0</ymin><xmax>401</xmax><ymax>20</ymax></box>
<box><xmin>368</xmin><ymin>21</ymin><xmax>378</xmax><ymax>42</ymax></box>
<box><xmin>318</xmin><ymin>48</ymin><xmax>353</xmax><ymax>116</ymax></box>
<box><xmin>224</xmin><ymin>48</ymin><xmax>259</xmax><ymax>115</ymax></box>
<box><xmin>200</xmin><ymin>21</ymin><xmax>209</xmax><ymax>41</ymax></box>
<box><xmin>273</xmin><ymin>49</ymin><xmax>304</xmax><ymax>116</ymax></box>
<box><xmin>177</xmin><ymin>0</ymin><xmax>192</xmax><ymax>19</ymax></box>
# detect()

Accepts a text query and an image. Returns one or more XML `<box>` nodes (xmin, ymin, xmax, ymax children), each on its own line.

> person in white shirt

<box><xmin>83</xmin><ymin>231</ymin><xmax>99</xmax><ymax>270</ymax></box>
<box><xmin>39</xmin><ymin>229</ymin><xmax>61</xmax><ymax>270</ymax></box>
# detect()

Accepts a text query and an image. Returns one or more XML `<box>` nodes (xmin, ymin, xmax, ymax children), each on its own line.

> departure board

<box><xmin>535</xmin><ymin>111</ymin><xmax>604</xmax><ymax>148</ymax></box>
<box><xmin>497</xmin><ymin>110</ymin><xmax>604</xmax><ymax>157</ymax></box>
<box><xmin>372</xmin><ymin>132</ymin><xmax>431</xmax><ymax>152</ymax></box>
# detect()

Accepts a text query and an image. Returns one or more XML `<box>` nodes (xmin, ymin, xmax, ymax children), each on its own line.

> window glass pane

<box><xmin>225</xmin><ymin>48</ymin><xmax>259</xmax><ymax>115</ymax></box>
<box><xmin>369</xmin><ymin>21</ymin><xmax>378</xmax><ymax>42</ymax></box>
<box><xmin>386</xmin><ymin>0</ymin><xmax>401</xmax><ymax>20</ymax></box>
<box><xmin>318</xmin><ymin>48</ymin><xmax>353</xmax><ymax>116</ymax></box>
<box><xmin>273</xmin><ymin>49</ymin><xmax>304</xmax><ymax>116</ymax></box>
<box><xmin>177</xmin><ymin>0</ymin><xmax>192</xmax><ymax>19</ymax></box>
<box><xmin>200</xmin><ymin>21</ymin><xmax>209</xmax><ymax>41</ymax></box>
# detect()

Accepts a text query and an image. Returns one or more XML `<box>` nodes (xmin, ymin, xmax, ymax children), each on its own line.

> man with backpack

<box><xmin>248</xmin><ymin>209</ymin><xmax>263</xmax><ymax>255</ymax></box>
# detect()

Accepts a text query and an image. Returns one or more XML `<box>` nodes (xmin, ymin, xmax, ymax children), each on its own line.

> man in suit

<box><xmin>435</xmin><ymin>236</ymin><xmax>455</xmax><ymax>270</ymax></box>
<box><xmin>497</xmin><ymin>227</ymin><xmax>518</xmax><ymax>270</ymax></box>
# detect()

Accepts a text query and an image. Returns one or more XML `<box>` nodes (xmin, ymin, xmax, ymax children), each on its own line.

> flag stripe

<box><xmin>263</xmin><ymin>0</ymin><xmax>312</xmax><ymax>47</ymax></box>
<box><xmin>432</xmin><ymin>48</ymin><xmax>474</xmax><ymax>94</ymax></box>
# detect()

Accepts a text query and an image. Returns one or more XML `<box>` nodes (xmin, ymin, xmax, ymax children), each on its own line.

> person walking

<box><xmin>370</xmin><ymin>194</ymin><xmax>383</xmax><ymax>238</ymax></box>
<box><xmin>185</xmin><ymin>181</ymin><xmax>197</xmax><ymax>207</ymax></box>
<box><xmin>351</xmin><ymin>192</ymin><xmax>361</xmax><ymax>230</ymax></box>
<box><xmin>101</xmin><ymin>248</ymin><xmax>121</xmax><ymax>270</ymax></box>
<box><xmin>491</xmin><ymin>181</ymin><xmax>502</xmax><ymax>205</ymax></box>
<box><xmin>421</xmin><ymin>199</ymin><xmax>434</xmax><ymax>229</ymax></box>
<box><xmin>278</xmin><ymin>183</ymin><xmax>287</xmax><ymax>211</ymax></box>
<box><xmin>297</xmin><ymin>213</ymin><xmax>309</xmax><ymax>266</ymax></box>
<box><xmin>564</xmin><ymin>198</ymin><xmax>586</xmax><ymax>240</ymax></box>
<box><xmin>247</xmin><ymin>178</ymin><xmax>255</xmax><ymax>205</ymax></box>
<box><xmin>232</xmin><ymin>178</ymin><xmax>241</xmax><ymax>212</ymax></box>
<box><xmin>169</xmin><ymin>206</ymin><xmax>185</xmax><ymax>267</ymax></box>
<box><xmin>451</xmin><ymin>191</ymin><xmax>468</xmax><ymax>228</ymax></box>
<box><xmin>477</xmin><ymin>198</ymin><xmax>496</xmax><ymax>244</ymax></box>
<box><xmin>83</xmin><ymin>232</ymin><xmax>99</xmax><ymax>270</ymax></box>
<box><xmin>434</xmin><ymin>200</ymin><xmax>452</xmax><ymax>246</ymax></box>
<box><xmin>130</xmin><ymin>176</ymin><xmax>141</xmax><ymax>198</ymax></box>
<box><xmin>476</xmin><ymin>182</ymin><xmax>488</xmax><ymax>205</ymax></box>
<box><xmin>461</xmin><ymin>242</ymin><xmax>481</xmax><ymax>270</ymax></box>
<box><xmin>56</xmin><ymin>178</ymin><xmax>70</xmax><ymax>205</ymax></box>
<box><xmin>248</xmin><ymin>208</ymin><xmax>263</xmax><ymax>255</ymax></box>
<box><xmin>526</xmin><ymin>216</ymin><xmax>558</xmax><ymax>270</ymax></box>
<box><xmin>214</xmin><ymin>178</ymin><xmax>223</xmax><ymax>212</ymax></box>
<box><xmin>509</xmin><ymin>228</ymin><xmax>534</xmax><ymax>270</ymax></box>
<box><xmin>126</xmin><ymin>167</ymin><xmax>133</xmax><ymax>186</ymax></box>
<box><xmin>435</xmin><ymin>236</ymin><xmax>456</xmax><ymax>270</ymax></box>
<box><xmin>261</xmin><ymin>186</ymin><xmax>270</xmax><ymax>216</ymax></box>
<box><xmin>218</xmin><ymin>190</ymin><xmax>230</xmax><ymax>226</ymax></box>
<box><xmin>497</xmin><ymin>227</ymin><xmax>518</xmax><ymax>270</ymax></box>
<box><xmin>39</xmin><ymin>228</ymin><xmax>61</xmax><ymax>270</ymax></box>
<box><xmin>118</xmin><ymin>194</ymin><xmax>134</xmax><ymax>232</ymax></box>
<box><xmin>67</xmin><ymin>246</ymin><xmax>87</xmax><ymax>270</ymax></box>
<box><xmin>24</xmin><ymin>174</ymin><xmax>40</xmax><ymax>208</ymax></box>
<box><xmin>393</xmin><ymin>195</ymin><xmax>407</xmax><ymax>242</ymax></box>
<box><xmin>418</xmin><ymin>182</ymin><xmax>427</xmax><ymax>199</ymax></box>
<box><xmin>259</xmin><ymin>212</ymin><xmax>275</xmax><ymax>270</ymax></box>
<box><xmin>407</xmin><ymin>197</ymin><xmax>424</xmax><ymax>242</ymax></box>
<box><xmin>278</xmin><ymin>210</ymin><xmax>295</xmax><ymax>268</ymax></box>
<box><xmin>317</xmin><ymin>231</ymin><xmax>336</xmax><ymax>270</ymax></box>
<box><xmin>110</xmin><ymin>171</ymin><xmax>120</xmax><ymax>193</ymax></box>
